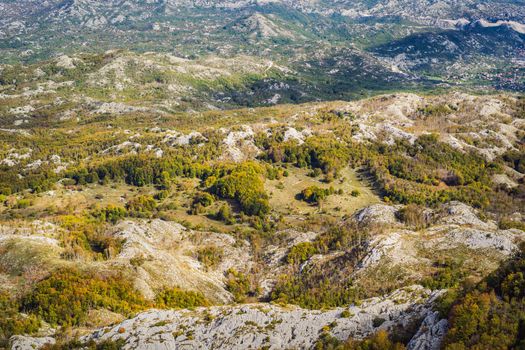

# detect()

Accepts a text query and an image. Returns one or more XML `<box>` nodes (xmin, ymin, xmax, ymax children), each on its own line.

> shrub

<box><xmin>502</xmin><ymin>150</ymin><xmax>525</xmax><ymax>173</ymax></box>
<box><xmin>225</xmin><ymin>269</ymin><xmax>252</xmax><ymax>303</ymax></box>
<box><xmin>0</xmin><ymin>292</ymin><xmax>40</xmax><ymax>346</ymax></box>
<box><xmin>286</xmin><ymin>242</ymin><xmax>317</xmax><ymax>265</ymax></box>
<box><xmin>126</xmin><ymin>195</ymin><xmax>157</xmax><ymax>217</ymax></box>
<box><xmin>340</xmin><ymin>310</ymin><xmax>352</xmax><ymax>318</ymax></box>
<box><xmin>58</xmin><ymin>215</ymin><xmax>123</xmax><ymax>260</ymax></box>
<box><xmin>14</xmin><ymin>199</ymin><xmax>32</xmax><ymax>209</ymax></box>
<box><xmin>21</xmin><ymin>268</ymin><xmax>148</xmax><ymax>327</ymax></box>
<box><xmin>155</xmin><ymin>287</ymin><xmax>210</xmax><ymax>309</ymax></box>
<box><xmin>498</xmin><ymin>217</ymin><xmax>525</xmax><ymax>231</ymax></box>
<box><xmin>211</xmin><ymin>163</ymin><xmax>270</xmax><ymax>217</ymax></box>
<box><xmin>314</xmin><ymin>329</ymin><xmax>405</xmax><ymax>350</ymax></box>
<box><xmin>216</xmin><ymin>203</ymin><xmax>234</xmax><ymax>224</ymax></box>
<box><xmin>270</xmin><ymin>270</ymin><xmax>362</xmax><ymax>309</ymax></box>
<box><xmin>421</xmin><ymin>259</ymin><xmax>466</xmax><ymax>290</ymax></box>
<box><xmin>300</xmin><ymin>186</ymin><xmax>335</xmax><ymax>204</ymax></box>
<box><xmin>42</xmin><ymin>339</ymin><xmax>126</xmax><ymax>350</ymax></box>
<box><xmin>397</xmin><ymin>204</ymin><xmax>427</xmax><ymax>230</ymax></box>
<box><xmin>193</xmin><ymin>192</ymin><xmax>214</xmax><ymax>207</ymax></box>
<box><xmin>194</xmin><ymin>246</ymin><xmax>224</xmax><ymax>270</ymax></box>
<box><xmin>154</xmin><ymin>190</ymin><xmax>169</xmax><ymax>201</ymax></box>
<box><xmin>308</xmin><ymin>168</ymin><xmax>322</xmax><ymax>178</ymax></box>
<box><xmin>372</xmin><ymin>317</ymin><xmax>386</xmax><ymax>328</ymax></box>
<box><xmin>90</xmin><ymin>205</ymin><xmax>127</xmax><ymax>224</ymax></box>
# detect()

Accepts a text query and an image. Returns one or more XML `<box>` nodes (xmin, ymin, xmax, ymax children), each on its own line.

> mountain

<box><xmin>1</xmin><ymin>91</ymin><xmax>525</xmax><ymax>349</ymax></box>
<box><xmin>372</xmin><ymin>20</ymin><xmax>525</xmax><ymax>80</ymax></box>
<box><xmin>3</xmin><ymin>1</ymin><xmax>525</xmax><ymax>27</ymax></box>
<box><xmin>0</xmin><ymin>0</ymin><xmax>523</xmax><ymax>92</ymax></box>
<box><xmin>1</xmin><ymin>2</ymin><xmax>525</xmax><ymax>350</ymax></box>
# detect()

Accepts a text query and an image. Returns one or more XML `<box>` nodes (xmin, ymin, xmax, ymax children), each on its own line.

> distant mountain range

<box><xmin>2</xmin><ymin>0</ymin><xmax>525</xmax><ymax>25</ymax></box>
<box><xmin>0</xmin><ymin>0</ymin><xmax>524</xmax><ymax>92</ymax></box>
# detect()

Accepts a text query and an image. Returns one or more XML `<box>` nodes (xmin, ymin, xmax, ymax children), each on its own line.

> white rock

<box><xmin>78</xmin><ymin>286</ymin><xmax>439</xmax><ymax>350</ymax></box>
<box><xmin>55</xmin><ymin>55</ymin><xmax>77</xmax><ymax>69</ymax></box>
<box><xmin>354</xmin><ymin>204</ymin><xmax>400</xmax><ymax>227</ymax></box>
<box><xmin>436</xmin><ymin>201</ymin><xmax>495</xmax><ymax>230</ymax></box>
<box><xmin>407</xmin><ymin>311</ymin><xmax>448</xmax><ymax>350</ymax></box>
<box><xmin>9</xmin><ymin>335</ymin><xmax>55</xmax><ymax>350</ymax></box>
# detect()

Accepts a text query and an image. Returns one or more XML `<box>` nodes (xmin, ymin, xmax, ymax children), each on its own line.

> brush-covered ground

<box><xmin>0</xmin><ymin>91</ymin><xmax>524</xmax><ymax>349</ymax></box>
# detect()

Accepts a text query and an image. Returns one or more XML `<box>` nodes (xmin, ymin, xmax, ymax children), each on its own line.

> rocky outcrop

<box><xmin>354</xmin><ymin>201</ymin><xmax>524</xmax><ymax>281</ymax></box>
<box><xmin>9</xmin><ymin>335</ymin><xmax>55</xmax><ymax>350</ymax></box>
<box><xmin>354</xmin><ymin>204</ymin><xmax>400</xmax><ymax>227</ymax></box>
<box><xmin>436</xmin><ymin>201</ymin><xmax>496</xmax><ymax>230</ymax></box>
<box><xmin>407</xmin><ymin>311</ymin><xmax>448</xmax><ymax>350</ymax></box>
<box><xmin>76</xmin><ymin>285</ymin><xmax>440</xmax><ymax>350</ymax></box>
<box><xmin>112</xmin><ymin>219</ymin><xmax>251</xmax><ymax>302</ymax></box>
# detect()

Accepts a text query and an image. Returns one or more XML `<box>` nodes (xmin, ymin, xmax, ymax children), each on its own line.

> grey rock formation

<box><xmin>78</xmin><ymin>286</ymin><xmax>441</xmax><ymax>350</ymax></box>
<box><xmin>407</xmin><ymin>311</ymin><xmax>448</xmax><ymax>350</ymax></box>
<box><xmin>9</xmin><ymin>336</ymin><xmax>55</xmax><ymax>350</ymax></box>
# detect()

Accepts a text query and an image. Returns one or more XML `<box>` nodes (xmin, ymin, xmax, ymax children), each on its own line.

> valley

<box><xmin>0</xmin><ymin>1</ymin><xmax>524</xmax><ymax>349</ymax></box>
<box><xmin>1</xmin><ymin>91</ymin><xmax>524</xmax><ymax>349</ymax></box>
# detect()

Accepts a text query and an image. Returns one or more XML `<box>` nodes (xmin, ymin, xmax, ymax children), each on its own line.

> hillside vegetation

<box><xmin>0</xmin><ymin>91</ymin><xmax>523</xmax><ymax>349</ymax></box>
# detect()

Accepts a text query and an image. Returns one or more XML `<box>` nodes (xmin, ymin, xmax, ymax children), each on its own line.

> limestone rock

<box><xmin>407</xmin><ymin>311</ymin><xmax>448</xmax><ymax>350</ymax></box>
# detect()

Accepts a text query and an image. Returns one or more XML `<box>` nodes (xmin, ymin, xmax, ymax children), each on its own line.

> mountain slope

<box><xmin>0</xmin><ymin>0</ymin><xmax>523</xmax><ymax>92</ymax></box>
<box><xmin>1</xmin><ymin>92</ymin><xmax>524</xmax><ymax>349</ymax></box>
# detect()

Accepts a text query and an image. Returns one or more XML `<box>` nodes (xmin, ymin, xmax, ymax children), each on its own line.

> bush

<box><xmin>90</xmin><ymin>205</ymin><xmax>127</xmax><ymax>224</ymax></box>
<box><xmin>314</xmin><ymin>329</ymin><xmax>405</xmax><ymax>350</ymax></box>
<box><xmin>224</xmin><ymin>269</ymin><xmax>253</xmax><ymax>303</ymax></box>
<box><xmin>300</xmin><ymin>186</ymin><xmax>335</xmax><ymax>204</ymax></box>
<box><xmin>502</xmin><ymin>150</ymin><xmax>525</xmax><ymax>173</ymax></box>
<box><xmin>421</xmin><ymin>259</ymin><xmax>466</xmax><ymax>290</ymax></box>
<box><xmin>126</xmin><ymin>195</ymin><xmax>157</xmax><ymax>217</ymax></box>
<box><xmin>14</xmin><ymin>199</ymin><xmax>32</xmax><ymax>209</ymax></box>
<box><xmin>154</xmin><ymin>190</ymin><xmax>169</xmax><ymax>201</ymax></box>
<box><xmin>193</xmin><ymin>192</ymin><xmax>214</xmax><ymax>207</ymax></box>
<box><xmin>397</xmin><ymin>204</ymin><xmax>427</xmax><ymax>230</ymax></box>
<box><xmin>211</xmin><ymin>163</ymin><xmax>270</xmax><ymax>217</ymax></box>
<box><xmin>271</xmin><ymin>272</ymin><xmax>362</xmax><ymax>309</ymax></box>
<box><xmin>58</xmin><ymin>215</ymin><xmax>123</xmax><ymax>260</ymax></box>
<box><xmin>340</xmin><ymin>310</ymin><xmax>352</xmax><ymax>318</ymax></box>
<box><xmin>286</xmin><ymin>242</ymin><xmax>318</xmax><ymax>265</ymax></box>
<box><xmin>21</xmin><ymin>268</ymin><xmax>148</xmax><ymax>327</ymax></box>
<box><xmin>216</xmin><ymin>203</ymin><xmax>234</xmax><ymax>224</ymax></box>
<box><xmin>194</xmin><ymin>246</ymin><xmax>224</xmax><ymax>270</ymax></box>
<box><xmin>42</xmin><ymin>339</ymin><xmax>126</xmax><ymax>350</ymax></box>
<box><xmin>372</xmin><ymin>317</ymin><xmax>386</xmax><ymax>328</ymax></box>
<box><xmin>155</xmin><ymin>287</ymin><xmax>210</xmax><ymax>309</ymax></box>
<box><xmin>498</xmin><ymin>217</ymin><xmax>525</xmax><ymax>231</ymax></box>
<box><xmin>0</xmin><ymin>292</ymin><xmax>40</xmax><ymax>346</ymax></box>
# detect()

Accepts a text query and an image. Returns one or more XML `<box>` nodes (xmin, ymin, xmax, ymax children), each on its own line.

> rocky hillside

<box><xmin>0</xmin><ymin>50</ymin><xmax>413</xmax><ymax>124</ymax></box>
<box><xmin>0</xmin><ymin>92</ymin><xmax>524</xmax><ymax>349</ymax></box>
<box><xmin>13</xmin><ymin>286</ymin><xmax>443</xmax><ymax>349</ymax></box>
<box><xmin>1</xmin><ymin>2</ymin><xmax>524</xmax><ymax>348</ymax></box>
<box><xmin>6</xmin><ymin>197</ymin><xmax>524</xmax><ymax>349</ymax></box>
<box><xmin>0</xmin><ymin>0</ymin><xmax>523</xmax><ymax>92</ymax></box>
<box><xmin>2</xmin><ymin>0</ymin><xmax>524</xmax><ymax>27</ymax></box>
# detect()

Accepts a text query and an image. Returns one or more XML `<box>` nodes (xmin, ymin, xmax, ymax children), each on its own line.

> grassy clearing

<box><xmin>266</xmin><ymin>166</ymin><xmax>380</xmax><ymax>218</ymax></box>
